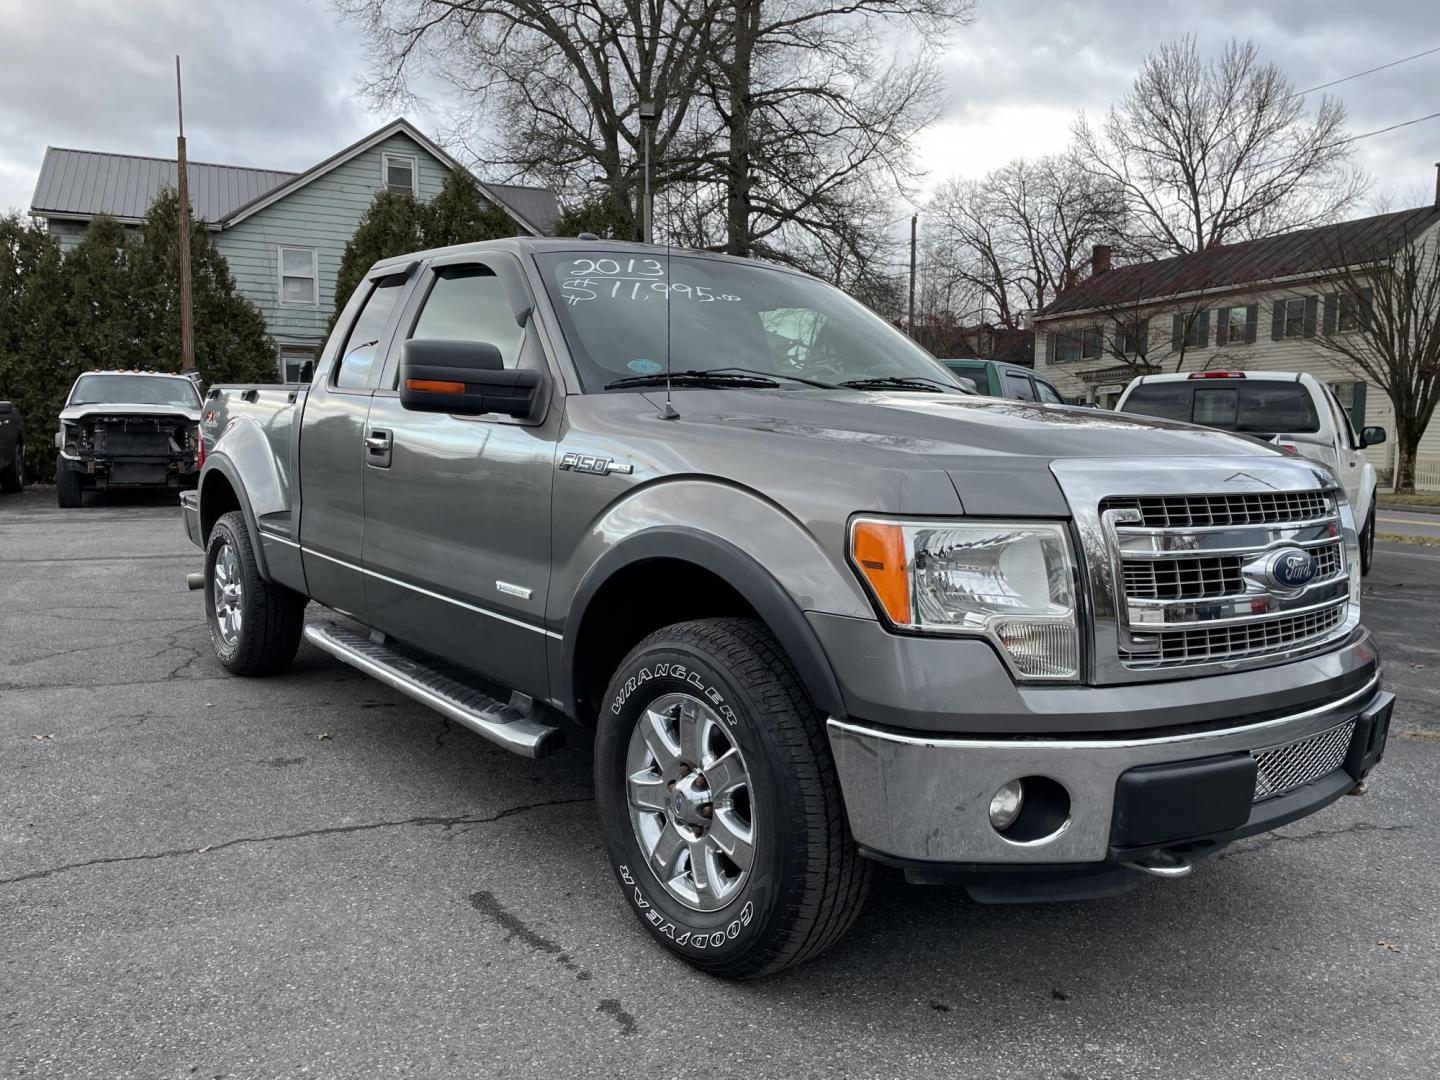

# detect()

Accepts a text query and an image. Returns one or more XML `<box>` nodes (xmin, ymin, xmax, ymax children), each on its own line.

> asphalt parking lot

<box><xmin>3</xmin><ymin>489</ymin><xmax>1438</xmax><ymax>1079</ymax></box>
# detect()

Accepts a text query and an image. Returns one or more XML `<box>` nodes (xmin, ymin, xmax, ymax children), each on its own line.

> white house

<box><xmin>1032</xmin><ymin>195</ymin><xmax>1440</xmax><ymax>488</ymax></box>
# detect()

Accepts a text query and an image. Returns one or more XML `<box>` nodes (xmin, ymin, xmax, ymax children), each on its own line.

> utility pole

<box><xmin>176</xmin><ymin>55</ymin><xmax>195</xmax><ymax>374</ymax></box>
<box><xmin>908</xmin><ymin>214</ymin><xmax>917</xmax><ymax>340</ymax></box>
<box><xmin>639</xmin><ymin>100</ymin><xmax>657</xmax><ymax>244</ymax></box>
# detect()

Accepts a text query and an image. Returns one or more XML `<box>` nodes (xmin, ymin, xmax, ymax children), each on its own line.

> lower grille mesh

<box><xmin>1252</xmin><ymin>720</ymin><xmax>1355</xmax><ymax>801</ymax></box>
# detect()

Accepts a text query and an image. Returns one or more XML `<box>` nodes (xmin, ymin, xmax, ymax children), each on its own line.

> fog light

<box><xmin>989</xmin><ymin>780</ymin><xmax>1025</xmax><ymax>831</ymax></box>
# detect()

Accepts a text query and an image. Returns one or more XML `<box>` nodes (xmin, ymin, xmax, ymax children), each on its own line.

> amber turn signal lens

<box><xmin>851</xmin><ymin>520</ymin><xmax>911</xmax><ymax>625</ymax></box>
<box><xmin>406</xmin><ymin>379</ymin><xmax>465</xmax><ymax>394</ymax></box>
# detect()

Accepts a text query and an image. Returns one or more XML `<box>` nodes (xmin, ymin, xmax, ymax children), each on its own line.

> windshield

<box><xmin>68</xmin><ymin>374</ymin><xmax>200</xmax><ymax>409</ymax></box>
<box><xmin>1121</xmin><ymin>380</ymin><xmax>1320</xmax><ymax>434</ymax></box>
<box><xmin>536</xmin><ymin>251</ymin><xmax>961</xmax><ymax>392</ymax></box>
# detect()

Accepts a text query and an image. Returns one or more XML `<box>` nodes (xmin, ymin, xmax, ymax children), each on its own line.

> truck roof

<box><xmin>369</xmin><ymin>236</ymin><xmax>814</xmax><ymax>278</ymax></box>
<box><xmin>1128</xmin><ymin>370</ymin><xmax>1314</xmax><ymax>386</ymax></box>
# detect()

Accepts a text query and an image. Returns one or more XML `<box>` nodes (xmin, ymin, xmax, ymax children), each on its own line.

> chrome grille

<box><xmin>1121</xmin><ymin>541</ymin><xmax>1343</xmax><ymax>602</ymax></box>
<box><xmin>1127</xmin><ymin>603</ymin><xmax>1345</xmax><ymax>667</ymax></box>
<box><xmin>1252</xmin><ymin>720</ymin><xmax>1355</xmax><ymax>801</ymax></box>
<box><xmin>1103</xmin><ymin>491</ymin><xmax>1332</xmax><ymax>528</ymax></box>
<box><xmin>1123</xmin><ymin>555</ymin><xmax>1245</xmax><ymax>600</ymax></box>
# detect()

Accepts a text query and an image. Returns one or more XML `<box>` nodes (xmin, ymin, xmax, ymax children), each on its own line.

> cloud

<box><xmin>916</xmin><ymin>0</ymin><xmax>1440</xmax><ymax>204</ymax></box>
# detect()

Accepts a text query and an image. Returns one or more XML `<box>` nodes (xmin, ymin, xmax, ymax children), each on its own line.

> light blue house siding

<box><xmin>30</xmin><ymin>121</ymin><xmax>561</xmax><ymax>380</ymax></box>
<box><xmin>215</xmin><ymin>132</ymin><xmax>451</xmax><ymax>358</ymax></box>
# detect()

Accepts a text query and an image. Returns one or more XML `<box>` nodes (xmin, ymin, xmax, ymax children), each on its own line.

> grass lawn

<box><xmin>1378</xmin><ymin>532</ymin><xmax>1440</xmax><ymax>547</ymax></box>
<box><xmin>1378</xmin><ymin>492</ymin><xmax>1440</xmax><ymax>507</ymax></box>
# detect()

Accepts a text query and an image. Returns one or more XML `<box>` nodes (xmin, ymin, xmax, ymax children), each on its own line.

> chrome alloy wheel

<box><xmin>212</xmin><ymin>540</ymin><xmax>244</xmax><ymax>646</ymax></box>
<box><xmin>625</xmin><ymin>692</ymin><xmax>755</xmax><ymax>912</ymax></box>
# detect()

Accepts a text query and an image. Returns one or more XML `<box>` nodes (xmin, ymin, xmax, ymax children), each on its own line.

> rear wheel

<box><xmin>0</xmin><ymin>445</ymin><xmax>22</xmax><ymax>493</ymax></box>
<box><xmin>1360</xmin><ymin>503</ymin><xmax>1376</xmax><ymax>576</ymax></box>
<box><xmin>594</xmin><ymin>618</ymin><xmax>871</xmax><ymax>979</ymax></box>
<box><xmin>205</xmin><ymin>511</ymin><xmax>307</xmax><ymax>675</ymax></box>
<box><xmin>56</xmin><ymin>463</ymin><xmax>83</xmax><ymax>507</ymax></box>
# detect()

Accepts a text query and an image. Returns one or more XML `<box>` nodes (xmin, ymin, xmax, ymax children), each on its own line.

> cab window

<box><xmin>409</xmin><ymin>265</ymin><xmax>523</xmax><ymax>367</ymax></box>
<box><xmin>1035</xmin><ymin>379</ymin><xmax>1064</xmax><ymax>405</ymax></box>
<box><xmin>335</xmin><ymin>276</ymin><xmax>406</xmax><ymax>390</ymax></box>
<box><xmin>1005</xmin><ymin>372</ymin><xmax>1037</xmax><ymax>401</ymax></box>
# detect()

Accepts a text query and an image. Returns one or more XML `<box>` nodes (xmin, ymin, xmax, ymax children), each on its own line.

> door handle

<box><xmin>365</xmin><ymin>431</ymin><xmax>392</xmax><ymax>453</ymax></box>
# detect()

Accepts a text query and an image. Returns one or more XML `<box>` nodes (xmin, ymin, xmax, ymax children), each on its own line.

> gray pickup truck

<box><xmin>182</xmin><ymin>237</ymin><xmax>1394</xmax><ymax>978</ymax></box>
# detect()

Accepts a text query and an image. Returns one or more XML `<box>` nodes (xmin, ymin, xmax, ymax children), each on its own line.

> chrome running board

<box><xmin>303</xmin><ymin>621</ymin><xmax>564</xmax><ymax>759</ymax></box>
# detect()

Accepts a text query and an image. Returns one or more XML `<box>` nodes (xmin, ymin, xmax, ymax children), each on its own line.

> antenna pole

<box><xmin>660</xmin><ymin>242</ymin><xmax>678</xmax><ymax>419</ymax></box>
<box><xmin>908</xmin><ymin>213</ymin><xmax>917</xmax><ymax>341</ymax></box>
<box><xmin>176</xmin><ymin>55</ymin><xmax>196</xmax><ymax>374</ymax></box>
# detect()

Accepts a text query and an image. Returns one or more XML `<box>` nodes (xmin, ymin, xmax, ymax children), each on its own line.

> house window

<box><xmin>1217</xmin><ymin>305</ymin><xmax>1255</xmax><ymax>346</ymax></box>
<box><xmin>383</xmin><ymin>153</ymin><xmax>418</xmax><ymax>194</ymax></box>
<box><xmin>278</xmin><ymin>246</ymin><xmax>318</xmax><ymax>305</ymax></box>
<box><xmin>1182</xmin><ymin>311</ymin><xmax>1209</xmax><ymax>348</ymax></box>
<box><xmin>1116</xmin><ymin>318</ymin><xmax>1149</xmax><ymax>357</ymax></box>
<box><xmin>1282</xmin><ymin>297</ymin><xmax>1307</xmax><ymax>338</ymax></box>
<box><xmin>278</xmin><ymin>346</ymin><xmax>315</xmax><ymax>384</ymax></box>
<box><xmin>1051</xmin><ymin>328</ymin><xmax>1100</xmax><ymax>363</ymax></box>
<box><xmin>1081</xmin><ymin>326</ymin><xmax>1102</xmax><ymax>359</ymax></box>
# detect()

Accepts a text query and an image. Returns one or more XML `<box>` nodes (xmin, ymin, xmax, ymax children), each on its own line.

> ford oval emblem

<box><xmin>1266</xmin><ymin>547</ymin><xmax>1318</xmax><ymax>590</ymax></box>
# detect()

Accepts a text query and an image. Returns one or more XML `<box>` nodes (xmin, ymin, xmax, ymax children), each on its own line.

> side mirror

<box><xmin>399</xmin><ymin>339</ymin><xmax>545</xmax><ymax>419</ymax></box>
<box><xmin>1360</xmin><ymin>426</ymin><xmax>1386</xmax><ymax>448</ymax></box>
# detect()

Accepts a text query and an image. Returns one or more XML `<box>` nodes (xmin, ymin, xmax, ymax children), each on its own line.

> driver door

<box><xmin>360</xmin><ymin>253</ymin><xmax>561</xmax><ymax>698</ymax></box>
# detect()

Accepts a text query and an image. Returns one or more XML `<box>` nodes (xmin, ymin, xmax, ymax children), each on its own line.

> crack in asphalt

<box><xmin>1217</xmin><ymin>820</ymin><xmax>1414</xmax><ymax>861</ymax></box>
<box><xmin>0</xmin><ymin>796</ymin><xmax>595</xmax><ymax>887</ymax></box>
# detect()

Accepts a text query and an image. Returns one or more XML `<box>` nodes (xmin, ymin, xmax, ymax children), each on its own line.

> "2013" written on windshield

<box><xmin>560</xmin><ymin>258</ymin><xmax>741</xmax><ymax>305</ymax></box>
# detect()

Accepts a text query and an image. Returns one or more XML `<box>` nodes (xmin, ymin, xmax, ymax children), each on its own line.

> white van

<box><xmin>1116</xmin><ymin>371</ymin><xmax>1387</xmax><ymax>573</ymax></box>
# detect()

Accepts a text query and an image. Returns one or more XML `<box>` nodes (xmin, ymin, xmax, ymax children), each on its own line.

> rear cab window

<box><xmin>1122</xmin><ymin>380</ymin><xmax>1320</xmax><ymax>434</ymax></box>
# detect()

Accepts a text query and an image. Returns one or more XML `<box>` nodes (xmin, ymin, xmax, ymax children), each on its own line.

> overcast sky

<box><xmin>2</xmin><ymin>0</ymin><xmax>1437</xmax><ymax>218</ymax></box>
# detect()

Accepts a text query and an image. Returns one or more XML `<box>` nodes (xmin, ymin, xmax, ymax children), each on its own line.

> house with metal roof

<box><xmin>30</xmin><ymin>119</ymin><xmax>560</xmax><ymax>381</ymax></box>
<box><xmin>1031</xmin><ymin>195</ymin><xmax>1440</xmax><ymax>488</ymax></box>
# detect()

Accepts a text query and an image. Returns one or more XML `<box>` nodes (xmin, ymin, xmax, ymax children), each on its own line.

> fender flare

<box><xmin>562</xmin><ymin>526</ymin><xmax>847</xmax><ymax>721</ymax></box>
<box><xmin>198</xmin><ymin>455</ymin><xmax>271</xmax><ymax>581</ymax></box>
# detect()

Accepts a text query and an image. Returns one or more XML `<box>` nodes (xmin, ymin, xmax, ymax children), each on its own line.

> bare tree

<box><xmin>1313</xmin><ymin>220</ymin><xmax>1440</xmax><ymax>492</ymax></box>
<box><xmin>338</xmin><ymin>0</ymin><xmax>972</xmax><ymax>269</ymax></box>
<box><xmin>1074</xmin><ymin>36</ymin><xmax>1366</xmax><ymax>257</ymax></box>
<box><xmin>928</xmin><ymin>154</ymin><xmax>1124</xmax><ymax>327</ymax></box>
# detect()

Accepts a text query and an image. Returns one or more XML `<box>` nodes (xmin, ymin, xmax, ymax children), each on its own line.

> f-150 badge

<box><xmin>559</xmin><ymin>452</ymin><xmax>633</xmax><ymax>476</ymax></box>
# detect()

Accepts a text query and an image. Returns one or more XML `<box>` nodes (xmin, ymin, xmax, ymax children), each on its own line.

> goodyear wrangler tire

<box><xmin>594</xmin><ymin>617</ymin><xmax>871</xmax><ymax>978</ymax></box>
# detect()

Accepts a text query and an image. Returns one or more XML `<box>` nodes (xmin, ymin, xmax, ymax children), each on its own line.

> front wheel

<box><xmin>1360</xmin><ymin>503</ymin><xmax>1376</xmax><ymax>576</ymax></box>
<box><xmin>594</xmin><ymin>618</ymin><xmax>871</xmax><ymax>979</ymax></box>
<box><xmin>205</xmin><ymin>511</ymin><xmax>307</xmax><ymax>675</ymax></box>
<box><xmin>55</xmin><ymin>462</ymin><xmax>83</xmax><ymax>507</ymax></box>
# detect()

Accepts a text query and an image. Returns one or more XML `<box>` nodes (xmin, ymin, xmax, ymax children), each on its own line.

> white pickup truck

<box><xmin>1116</xmin><ymin>371</ymin><xmax>1387</xmax><ymax>574</ymax></box>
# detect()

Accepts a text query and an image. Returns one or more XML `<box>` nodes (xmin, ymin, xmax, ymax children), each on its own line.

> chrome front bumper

<box><xmin>827</xmin><ymin>675</ymin><xmax>1390</xmax><ymax>865</ymax></box>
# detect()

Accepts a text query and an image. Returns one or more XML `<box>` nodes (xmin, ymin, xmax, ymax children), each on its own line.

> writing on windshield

<box><xmin>560</xmin><ymin>257</ymin><xmax>742</xmax><ymax>307</ymax></box>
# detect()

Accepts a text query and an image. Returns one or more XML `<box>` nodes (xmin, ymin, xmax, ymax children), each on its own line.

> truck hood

<box><xmin>638</xmin><ymin>388</ymin><xmax>1284</xmax><ymax>516</ymax></box>
<box><xmin>60</xmin><ymin>402</ymin><xmax>203</xmax><ymax>424</ymax></box>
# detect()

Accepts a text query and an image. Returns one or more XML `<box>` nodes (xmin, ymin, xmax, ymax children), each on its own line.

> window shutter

<box><xmin>1360</xmin><ymin>286</ymin><xmax>1375</xmax><ymax>327</ymax></box>
<box><xmin>1138</xmin><ymin>317</ymin><xmax>1149</xmax><ymax>357</ymax></box>
<box><xmin>1245</xmin><ymin>303</ymin><xmax>1258</xmax><ymax>343</ymax></box>
<box><xmin>1322</xmin><ymin>293</ymin><xmax>1337</xmax><ymax>335</ymax></box>
<box><xmin>1353</xmin><ymin>381</ymin><xmax>1367</xmax><ymax>430</ymax></box>
<box><xmin>1303</xmin><ymin>295</ymin><xmax>1319</xmax><ymax>337</ymax></box>
<box><xmin>1044</xmin><ymin>332</ymin><xmax>1055</xmax><ymax>365</ymax></box>
<box><xmin>1172</xmin><ymin>313</ymin><xmax>1183</xmax><ymax>351</ymax></box>
<box><xmin>1271</xmin><ymin>300</ymin><xmax>1285</xmax><ymax>341</ymax></box>
<box><xmin>1197</xmin><ymin>310</ymin><xmax>1210</xmax><ymax>347</ymax></box>
<box><xmin>1216</xmin><ymin>308</ymin><xmax>1230</xmax><ymax>347</ymax></box>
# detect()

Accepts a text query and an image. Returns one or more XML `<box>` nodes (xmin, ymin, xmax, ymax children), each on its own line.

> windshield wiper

<box><xmin>604</xmin><ymin>369</ymin><xmax>781</xmax><ymax>390</ymax></box>
<box><xmin>839</xmin><ymin>376</ymin><xmax>954</xmax><ymax>393</ymax></box>
<box><xmin>703</xmin><ymin>366</ymin><xmax>839</xmax><ymax>389</ymax></box>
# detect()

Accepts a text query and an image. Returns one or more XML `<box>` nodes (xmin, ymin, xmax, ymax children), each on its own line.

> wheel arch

<box><xmin>198</xmin><ymin>458</ymin><xmax>271</xmax><ymax>580</ymax></box>
<box><xmin>563</xmin><ymin>528</ymin><xmax>847</xmax><ymax>729</ymax></box>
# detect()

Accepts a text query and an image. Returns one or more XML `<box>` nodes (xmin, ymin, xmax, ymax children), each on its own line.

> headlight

<box><xmin>849</xmin><ymin>517</ymin><xmax>1080</xmax><ymax>680</ymax></box>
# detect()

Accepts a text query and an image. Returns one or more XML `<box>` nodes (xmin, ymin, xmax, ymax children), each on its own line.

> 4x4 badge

<box><xmin>559</xmin><ymin>452</ymin><xmax>633</xmax><ymax>476</ymax></box>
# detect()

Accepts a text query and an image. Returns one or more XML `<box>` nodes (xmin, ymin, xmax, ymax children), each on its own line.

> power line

<box><xmin>1291</xmin><ymin>44</ymin><xmax>1440</xmax><ymax>99</ymax></box>
<box><xmin>1335</xmin><ymin>108</ymin><xmax>1440</xmax><ymax>146</ymax></box>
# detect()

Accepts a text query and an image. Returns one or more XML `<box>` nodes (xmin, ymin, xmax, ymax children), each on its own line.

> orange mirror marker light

<box><xmin>406</xmin><ymin>379</ymin><xmax>465</xmax><ymax>394</ymax></box>
<box><xmin>851</xmin><ymin>520</ymin><xmax>911</xmax><ymax>625</ymax></box>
